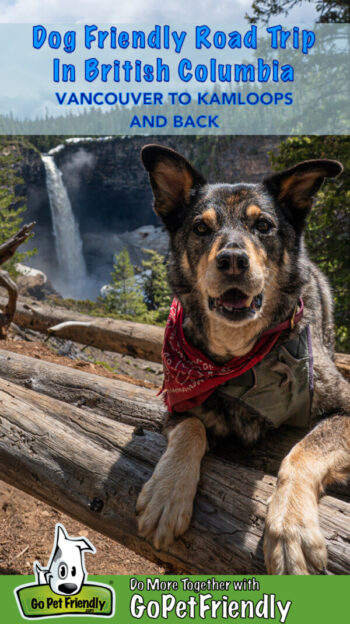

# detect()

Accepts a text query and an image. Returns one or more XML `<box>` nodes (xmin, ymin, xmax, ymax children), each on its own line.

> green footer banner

<box><xmin>1</xmin><ymin>574</ymin><xmax>348</xmax><ymax>623</ymax></box>
<box><xmin>2</xmin><ymin>523</ymin><xmax>348</xmax><ymax>623</ymax></box>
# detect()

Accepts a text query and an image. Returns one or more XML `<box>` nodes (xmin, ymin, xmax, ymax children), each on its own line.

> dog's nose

<box><xmin>58</xmin><ymin>583</ymin><xmax>78</xmax><ymax>594</ymax></box>
<box><xmin>216</xmin><ymin>249</ymin><xmax>249</xmax><ymax>275</ymax></box>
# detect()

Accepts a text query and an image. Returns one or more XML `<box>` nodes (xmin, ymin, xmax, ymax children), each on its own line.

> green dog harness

<box><xmin>216</xmin><ymin>326</ymin><xmax>313</xmax><ymax>429</ymax></box>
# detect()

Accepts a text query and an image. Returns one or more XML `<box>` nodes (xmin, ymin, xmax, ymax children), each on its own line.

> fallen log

<box><xmin>0</xmin><ymin>294</ymin><xmax>349</xmax><ymax>380</ymax></box>
<box><xmin>0</xmin><ymin>375</ymin><xmax>350</xmax><ymax>574</ymax></box>
<box><xmin>0</xmin><ymin>349</ymin><xmax>164</xmax><ymax>432</ymax></box>
<box><xmin>0</xmin><ymin>348</ymin><xmax>348</xmax><ymax>483</ymax></box>
<box><xmin>0</xmin><ymin>348</ymin><xmax>300</xmax><ymax>476</ymax></box>
<box><xmin>0</xmin><ymin>295</ymin><xmax>163</xmax><ymax>362</ymax></box>
<box><xmin>335</xmin><ymin>353</ymin><xmax>350</xmax><ymax>381</ymax></box>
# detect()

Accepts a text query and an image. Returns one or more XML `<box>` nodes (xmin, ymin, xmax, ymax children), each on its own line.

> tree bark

<box><xmin>0</xmin><ymin>347</ymin><xmax>348</xmax><ymax>488</ymax></box>
<box><xmin>0</xmin><ymin>271</ymin><xmax>17</xmax><ymax>334</ymax></box>
<box><xmin>0</xmin><ymin>365</ymin><xmax>349</xmax><ymax>574</ymax></box>
<box><xmin>0</xmin><ymin>223</ymin><xmax>35</xmax><ymax>335</ymax></box>
<box><xmin>0</xmin><ymin>348</ymin><xmax>164</xmax><ymax>432</ymax></box>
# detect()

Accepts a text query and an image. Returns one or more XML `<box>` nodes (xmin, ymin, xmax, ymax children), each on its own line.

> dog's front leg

<box><xmin>264</xmin><ymin>413</ymin><xmax>350</xmax><ymax>574</ymax></box>
<box><xmin>136</xmin><ymin>416</ymin><xmax>207</xmax><ymax>550</ymax></box>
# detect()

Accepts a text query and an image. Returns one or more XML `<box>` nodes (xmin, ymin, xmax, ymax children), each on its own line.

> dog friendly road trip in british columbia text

<box><xmin>31</xmin><ymin>23</ymin><xmax>317</xmax><ymax>127</ymax></box>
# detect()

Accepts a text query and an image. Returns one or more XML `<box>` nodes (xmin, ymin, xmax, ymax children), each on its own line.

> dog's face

<box><xmin>142</xmin><ymin>145</ymin><xmax>342</xmax><ymax>355</ymax></box>
<box><xmin>172</xmin><ymin>183</ymin><xmax>275</xmax><ymax>326</ymax></box>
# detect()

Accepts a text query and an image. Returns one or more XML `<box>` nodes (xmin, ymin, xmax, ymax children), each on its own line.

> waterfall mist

<box><xmin>31</xmin><ymin>140</ymin><xmax>166</xmax><ymax>302</ymax></box>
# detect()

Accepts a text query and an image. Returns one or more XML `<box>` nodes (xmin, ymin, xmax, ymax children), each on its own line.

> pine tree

<box><xmin>141</xmin><ymin>249</ymin><xmax>172</xmax><ymax>312</ymax></box>
<box><xmin>0</xmin><ymin>141</ymin><xmax>35</xmax><ymax>274</ymax></box>
<box><xmin>269</xmin><ymin>136</ymin><xmax>350</xmax><ymax>351</ymax></box>
<box><xmin>105</xmin><ymin>248</ymin><xmax>146</xmax><ymax>316</ymax></box>
<box><xmin>247</xmin><ymin>0</ymin><xmax>349</xmax><ymax>24</ymax></box>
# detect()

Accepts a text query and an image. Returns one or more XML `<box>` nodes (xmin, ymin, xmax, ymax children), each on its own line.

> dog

<box><xmin>136</xmin><ymin>144</ymin><xmax>350</xmax><ymax>575</ymax></box>
<box><xmin>34</xmin><ymin>524</ymin><xmax>95</xmax><ymax>595</ymax></box>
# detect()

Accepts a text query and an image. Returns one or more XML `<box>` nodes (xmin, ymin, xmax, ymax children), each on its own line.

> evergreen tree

<box><xmin>247</xmin><ymin>0</ymin><xmax>349</xmax><ymax>23</ymax></box>
<box><xmin>269</xmin><ymin>136</ymin><xmax>350</xmax><ymax>351</ymax></box>
<box><xmin>141</xmin><ymin>249</ymin><xmax>172</xmax><ymax>311</ymax></box>
<box><xmin>246</xmin><ymin>0</ymin><xmax>349</xmax><ymax>350</ymax></box>
<box><xmin>0</xmin><ymin>140</ymin><xmax>35</xmax><ymax>274</ymax></box>
<box><xmin>105</xmin><ymin>248</ymin><xmax>146</xmax><ymax>316</ymax></box>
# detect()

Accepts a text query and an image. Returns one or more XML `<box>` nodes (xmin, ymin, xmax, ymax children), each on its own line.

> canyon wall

<box><xmin>18</xmin><ymin>135</ymin><xmax>282</xmax><ymax>297</ymax></box>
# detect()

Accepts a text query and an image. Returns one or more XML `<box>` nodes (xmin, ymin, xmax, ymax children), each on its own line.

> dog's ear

<box><xmin>141</xmin><ymin>145</ymin><xmax>206</xmax><ymax>231</ymax></box>
<box><xmin>74</xmin><ymin>538</ymin><xmax>95</xmax><ymax>554</ymax></box>
<box><xmin>264</xmin><ymin>159</ymin><xmax>343</xmax><ymax>228</ymax></box>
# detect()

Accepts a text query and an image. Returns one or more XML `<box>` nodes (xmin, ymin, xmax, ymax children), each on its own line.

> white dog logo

<box><xmin>34</xmin><ymin>524</ymin><xmax>95</xmax><ymax>596</ymax></box>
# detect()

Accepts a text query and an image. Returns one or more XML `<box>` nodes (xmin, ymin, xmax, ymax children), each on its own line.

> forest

<box><xmin>1</xmin><ymin>133</ymin><xmax>348</xmax><ymax>351</ymax></box>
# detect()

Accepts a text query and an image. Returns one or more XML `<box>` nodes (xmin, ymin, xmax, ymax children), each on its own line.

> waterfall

<box><xmin>41</xmin><ymin>154</ymin><xmax>88</xmax><ymax>299</ymax></box>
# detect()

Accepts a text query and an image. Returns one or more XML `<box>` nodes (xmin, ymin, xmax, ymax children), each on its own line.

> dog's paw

<box><xmin>264</xmin><ymin>483</ymin><xmax>327</xmax><ymax>575</ymax></box>
<box><xmin>136</xmin><ymin>454</ymin><xmax>197</xmax><ymax>551</ymax></box>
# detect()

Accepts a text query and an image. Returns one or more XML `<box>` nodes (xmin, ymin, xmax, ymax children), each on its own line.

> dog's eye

<box><xmin>58</xmin><ymin>563</ymin><xmax>68</xmax><ymax>579</ymax></box>
<box><xmin>71</xmin><ymin>566</ymin><xmax>76</xmax><ymax>577</ymax></box>
<box><xmin>193</xmin><ymin>221</ymin><xmax>211</xmax><ymax>236</ymax></box>
<box><xmin>255</xmin><ymin>219</ymin><xmax>274</xmax><ymax>234</ymax></box>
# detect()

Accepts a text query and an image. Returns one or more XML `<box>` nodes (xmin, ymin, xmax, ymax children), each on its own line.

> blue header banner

<box><xmin>0</xmin><ymin>23</ymin><xmax>348</xmax><ymax>134</ymax></box>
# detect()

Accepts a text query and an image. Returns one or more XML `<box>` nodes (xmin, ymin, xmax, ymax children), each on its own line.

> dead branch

<box><xmin>0</xmin><ymin>271</ymin><xmax>17</xmax><ymax>334</ymax></box>
<box><xmin>0</xmin><ymin>223</ymin><xmax>35</xmax><ymax>336</ymax></box>
<box><xmin>0</xmin><ymin>222</ymin><xmax>35</xmax><ymax>265</ymax></box>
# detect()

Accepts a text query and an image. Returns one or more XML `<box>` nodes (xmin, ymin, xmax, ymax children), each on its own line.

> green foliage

<box><xmin>247</xmin><ymin>0</ymin><xmax>349</xmax><ymax>23</ymax></box>
<box><xmin>0</xmin><ymin>140</ymin><xmax>36</xmax><ymax>274</ymax></box>
<box><xmin>141</xmin><ymin>249</ymin><xmax>172</xmax><ymax>317</ymax></box>
<box><xmin>47</xmin><ymin>294</ymin><xmax>168</xmax><ymax>327</ymax></box>
<box><xmin>48</xmin><ymin>247</ymin><xmax>173</xmax><ymax>326</ymax></box>
<box><xmin>269</xmin><ymin>136</ymin><xmax>350</xmax><ymax>351</ymax></box>
<box><xmin>105</xmin><ymin>248</ymin><xmax>147</xmax><ymax>316</ymax></box>
<box><xmin>27</xmin><ymin>136</ymin><xmax>77</xmax><ymax>153</ymax></box>
<box><xmin>93</xmin><ymin>360</ymin><xmax>120</xmax><ymax>373</ymax></box>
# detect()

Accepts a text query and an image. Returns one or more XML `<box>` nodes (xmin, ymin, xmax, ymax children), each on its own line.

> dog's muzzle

<box><xmin>208</xmin><ymin>288</ymin><xmax>263</xmax><ymax>322</ymax></box>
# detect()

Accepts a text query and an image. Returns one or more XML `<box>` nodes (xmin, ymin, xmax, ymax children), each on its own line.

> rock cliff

<box><xmin>17</xmin><ymin>135</ymin><xmax>281</xmax><ymax>297</ymax></box>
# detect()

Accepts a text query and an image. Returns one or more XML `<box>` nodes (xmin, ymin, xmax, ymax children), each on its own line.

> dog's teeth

<box><xmin>255</xmin><ymin>294</ymin><xmax>263</xmax><ymax>308</ymax></box>
<box><xmin>246</xmin><ymin>296</ymin><xmax>254</xmax><ymax>306</ymax></box>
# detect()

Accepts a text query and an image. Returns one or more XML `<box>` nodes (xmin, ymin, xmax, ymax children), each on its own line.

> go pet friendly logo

<box><xmin>14</xmin><ymin>523</ymin><xmax>115</xmax><ymax>619</ymax></box>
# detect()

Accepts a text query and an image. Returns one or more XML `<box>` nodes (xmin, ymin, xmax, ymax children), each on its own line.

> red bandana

<box><xmin>161</xmin><ymin>297</ymin><xmax>304</xmax><ymax>412</ymax></box>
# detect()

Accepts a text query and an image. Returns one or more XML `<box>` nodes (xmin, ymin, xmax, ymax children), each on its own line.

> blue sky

<box><xmin>0</xmin><ymin>0</ymin><xmax>317</xmax><ymax>23</ymax></box>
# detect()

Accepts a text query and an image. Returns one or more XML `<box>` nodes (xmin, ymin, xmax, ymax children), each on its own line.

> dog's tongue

<box><xmin>218</xmin><ymin>288</ymin><xmax>249</xmax><ymax>310</ymax></box>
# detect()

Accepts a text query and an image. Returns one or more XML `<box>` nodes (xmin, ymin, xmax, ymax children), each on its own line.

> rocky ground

<box><xmin>0</xmin><ymin>324</ymin><xmax>167</xmax><ymax>576</ymax></box>
<box><xmin>0</xmin><ymin>484</ymin><xmax>167</xmax><ymax>576</ymax></box>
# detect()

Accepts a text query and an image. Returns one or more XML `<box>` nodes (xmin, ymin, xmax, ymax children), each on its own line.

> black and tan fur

<box><xmin>136</xmin><ymin>144</ymin><xmax>350</xmax><ymax>574</ymax></box>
